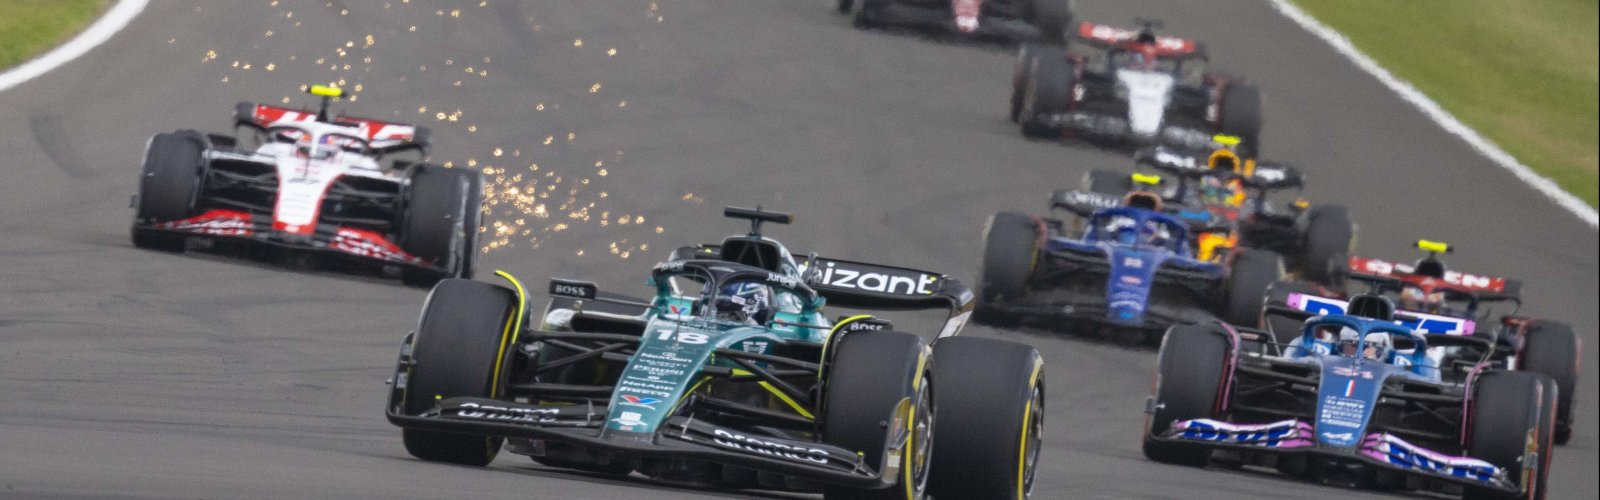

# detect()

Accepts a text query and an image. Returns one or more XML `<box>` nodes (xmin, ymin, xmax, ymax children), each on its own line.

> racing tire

<box><xmin>977</xmin><ymin>212</ymin><xmax>1041</xmax><ymax>326</ymax></box>
<box><xmin>1143</xmin><ymin>323</ymin><xmax>1232</xmax><ymax>467</ymax></box>
<box><xmin>1027</xmin><ymin>0</ymin><xmax>1074</xmax><ymax>43</ymax></box>
<box><xmin>1083</xmin><ymin>168</ymin><xmax>1132</xmax><ymax>195</ymax></box>
<box><xmin>927</xmin><ymin>337</ymin><xmax>1045</xmax><ymax>500</ymax></box>
<box><xmin>1222</xmin><ymin>249</ymin><xmax>1284</xmax><ymax>328</ymax></box>
<box><xmin>131</xmin><ymin>131</ymin><xmax>207</xmax><ymax>252</ymax></box>
<box><xmin>401</xmin><ymin>279</ymin><xmax>519</xmax><ymax>466</ymax></box>
<box><xmin>1520</xmin><ymin>321</ymin><xmax>1579</xmax><ymax>445</ymax></box>
<box><xmin>850</xmin><ymin>0</ymin><xmax>891</xmax><ymax>26</ymax></box>
<box><xmin>1019</xmin><ymin>55</ymin><xmax>1075</xmax><ymax>139</ymax></box>
<box><xmin>1464</xmin><ymin>371</ymin><xmax>1556</xmax><ymax>500</ymax></box>
<box><xmin>400</xmin><ymin>165</ymin><xmax>484</xmax><ymax>287</ymax></box>
<box><xmin>1012</xmin><ymin>44</ymin><xmax>1066</xmax><ymax>122</ymax></box>
<box><xmin>821</xmin><ymin>330</ymin><xmax>932</xmax><ymax>500</ymax></box>
<box><xmin>1218</xmin><ymin>83</ymin><xmax>1262</xmax><ymax>157</ymax></box>
<box><xmin>1299</xmin><ymin>204</ymin><xmax>1353</xmax><ymax>286</ymax></box>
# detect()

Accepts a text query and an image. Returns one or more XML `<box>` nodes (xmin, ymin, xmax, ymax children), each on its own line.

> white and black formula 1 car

<box><xmin>1013</xmin><ymin>20</ymin><xmax>1263</xmax><ymax>156</ymax></box>
<box><xmin>130</xmin><ymin>85</ymin><xmax>483</xmax><ymax>286</ymax></box>
<box><xmin>840</xmin><ymin>0</ymin><xmax>1075</xmax><ymax>43</ymax></box>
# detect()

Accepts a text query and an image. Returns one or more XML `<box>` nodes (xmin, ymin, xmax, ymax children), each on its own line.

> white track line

<box><xmin>0</xmin><ymin>0</ymin><xmax>149</xmax><ymax>93</ymax></box>
<box><xmin>1268</xmin><ymin>0</ymin><xmax>1598</xmax><ymax>228</ymax></box>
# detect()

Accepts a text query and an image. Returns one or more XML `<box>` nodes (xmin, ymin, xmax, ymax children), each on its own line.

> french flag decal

<box><xmin>1344</xmin><ymin>380</ymin><xmax>1357</xmax><ymax>397</ymax></box>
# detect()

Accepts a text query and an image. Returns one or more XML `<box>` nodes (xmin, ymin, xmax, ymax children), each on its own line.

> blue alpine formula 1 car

<box><xmin>976</xmin><ymin>190</ymin><xmax>1281</xmax><ymax>342</ymax></box>
<box><xmin>388</xmin><ymin>207</ymin><xmax>1047</xmax><ymax>500</ymax></box>
<box><xmin>1144</xmin><ymin>295</ymin><xmax>1559</xmax><ymax>499</ymax></box>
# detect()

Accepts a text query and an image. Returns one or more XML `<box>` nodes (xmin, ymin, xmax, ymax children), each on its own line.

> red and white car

<box><xmin>130</xmin><ymin>85</ymin><xmax>482</xmax><ymax>286</ymax></box>
<box><xmin>840</xmin><ymin>0</ymin><xmax>1074</xmax><ymax>42</ymax></box>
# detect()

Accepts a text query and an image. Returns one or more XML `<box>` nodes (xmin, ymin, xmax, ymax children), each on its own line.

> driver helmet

<box><xmin>1142</xmin><ymin>220</ymin><xmax>1173</xmax><ymax>247</ymax></box>
<box><xmin>714</xmin><ymin>281</ymin><xmax>773</xmax><ymax>325</ymax></box>
<box><xmin>1399</xmin><ymin>286</ymin><xmax>1447</xmax><ymax>313</ymax></box>
<box><xmin>1198</xmin><ymin>177</ymin><xmax>1237</xmax><ymax>205</ymax></box>
<box><xmin>1336</xmin><ymin>329</ymin><xmax>1392</xmax><ymax>361</ymax></box>
<box><xmin>1122</xmin><ymin>191</ymin><xmax>1164</xmax><ymax>212</ymax></box>
<box><xmin>1102</xmin><ymin>215</ymin><xmax>1140</xmax><ymax>245</ymax></box>
<box><xmin>1129</xmin><ymin>44</ymin><xmax>1160</xmax><ymax>70</ymax></box>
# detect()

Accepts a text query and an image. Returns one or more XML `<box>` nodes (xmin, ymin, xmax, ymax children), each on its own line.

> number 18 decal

<box><xmin>655</xmin><ymin>329</ymin><xmax>709</xmax><ymax>344</ymax></box>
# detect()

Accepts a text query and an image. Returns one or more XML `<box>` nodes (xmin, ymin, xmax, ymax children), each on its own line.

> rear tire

<box><xmin>1218</xmin><ymin>83</ymin><xmax>1262</xmax><ymax>157</ymax></box>
<box><xmin>977</xmin><ymin>212</ymin><xmax>1041</xmax><ymax>327</ymax></box>
<box><xmin>1013</xmin><ymin>44</ymin><xmax>1067</xmax><ymax>122</ymax></box>
<box><xmin>822</xmin><ymin>331</ymin><xmax>931</xmax><ymax>500</ymax></box>
<box><xmin>1027</xmin><ymin>0</ymin><xmax>1074</xmax><ymax>43</ymax></box>
<box><xmin>1299</xmin><ymin>204</ymin><xmax>1353</xmax><ymax>287</ymax></box>
<box><xmin>1143</xmin><ymin>324</ymin><xmax>1232</xmax><ymax>466</ymax></box>
<box><xmin>401</xmin><ymin>279</ymin><xmax>519</xmax><ymax>466</ymax></box>
<box><xmin>1020</xmin><ymin>55</ymin><xmax>1075</xmax><ymax>139</ymax></box>
<box><xmin>927</xmin><ymin>337</ymin><xmax>1045</xmax><ymax>500</ymax></box>
<box><xmin>1222</xmin><ymin>249</ymin><xmax>1284</xmax><ymax>327</ymax></box>
<box><xmin>132</xmin><ymin>131</ymin><xmax>207</xmax><ymax>252</ymax></box>
<box><xmin>1520</xmin><ymin>321</ymin><xmax>1579</xmax><ymax>445</ymax></box>
<box><xmin>1464</xmin><ymin>371</ymin><xmax>1555</xmax><ymax>500</ymax></box>
<box><xmin>1083</xmin><ymin>169</ymin><xmax>1132</xmax><ymax>195</ymax></box>
<box><xmin>401</xmin><ymin>165</ymin><xmax>483</xmax><ymax>287</ymax></box>
<box><xmin>851</xmin><ymin>0</ymin><xmax>890</xmax><ymax>26</ymax></box>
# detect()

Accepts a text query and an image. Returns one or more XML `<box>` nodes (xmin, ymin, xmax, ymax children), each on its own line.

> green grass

<box><xmin>0</xmin><ymin>0</ymin><xmax>110</xmax><ymax>70</ymax></box>
<box><xmin>1293</xmin><ymin>0</ymin><xmax>1599</xmax><ymax>207</ymax></box>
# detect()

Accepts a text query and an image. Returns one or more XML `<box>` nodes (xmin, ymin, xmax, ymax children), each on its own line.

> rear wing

<box><xmin>1050</xmin><ymin>189</ymin><xmax>1120</xmax><ymax>217</ymax></box>
<box><xmin>1135</xmin><ymin>148</ymin><xmax>1303</xmax><ymax>190</ymax></box>
<box><xmin>1074</xmin><ymin>22</ymin><xmax>1202</xmax><ymax>59</ymax></box>
<box><xmin>1346</xmin><ymin>256</ymin><xmax>1520</xmax><ymax>298</ymax></box>
<box><xmin>233</xmin><ymin>102</ymin><xmax>429</xmax><ymax>153</ymax></box>
<box><xmin>1267</xmin><ymin>291</ymin><xmax>1476</xmax><ymax>335</ymax></box>
<box><xmin>803</xmin><ymin>257</ymin><xmax>973</xmax><ymax>338</ymax></box>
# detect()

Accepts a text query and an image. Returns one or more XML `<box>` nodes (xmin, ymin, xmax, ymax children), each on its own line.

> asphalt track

<box><xmin>0</xmin><ymin>1</ymin><xmax>1593</xmax><ymax>499</ymax></box>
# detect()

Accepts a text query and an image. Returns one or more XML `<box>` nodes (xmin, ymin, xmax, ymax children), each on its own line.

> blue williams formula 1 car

<box><xmin>976</xmin><ymin>190</ymin><xmax>1282</xmax><ymax>343</ymax></box>
<box><xmin>1144</xmin><ymin>295</ymin><xmax>1559</xmax><ymax>499</ymax></box>
<box><xmin>387</xmin><ymin>207</ymin><xmax>1047</xmax><ymax>500</ymax></box>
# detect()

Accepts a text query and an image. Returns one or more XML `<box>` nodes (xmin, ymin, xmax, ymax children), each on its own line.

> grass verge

<box><xmin>1292</xmin><ymin>0</ymin><xmax>1598</xmax><ymax>207</ymax></box>
<box><xmin>0</xmin><ymin>0</ymin><xmax>112</xmax><ymax>70</ymax></box>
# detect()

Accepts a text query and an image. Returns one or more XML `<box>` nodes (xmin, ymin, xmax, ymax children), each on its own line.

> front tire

<box><xmin>1464</xmin><ymin>371</ymin><xmax>1556</xmax><ymax>500</ymax></box>
<box><xmin>400</xmin><ymin>165</ymin><xmax>484</xmax><ymax>287</ymax></box>
<box><xmin>132</xmin><ymin>131</ymin><xmax>207</xmax><ymax>252</ymax></box>
<box><xmin>927</xmin><ymin>337</ymin><xmax>1045</xmax><ymax>500</ymax></box>
<box><xmin>1143</xmin><ymin>324</ymin><xmax>1232</xmax><ymax>466</ymax></box>
<box><xmin>400</xmin><ymin>279</ymin><xmax>520</xmax><ymax>466</ymax></box>
<box><xmin>821</xmin><ymin>330</ymin><xmax>932</xmax><ymax>500</ymax></box>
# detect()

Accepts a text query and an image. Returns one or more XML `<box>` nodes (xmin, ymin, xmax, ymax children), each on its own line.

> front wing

<box><xmin>1154</xmin><ymin>418</ymin><xmax>1519</xmax><ymax>494</ymax></box>
<box><xmin>136</xmin><ymin>208</ymin><xmax>442</xmax><ymax>272</ymax></box>
<box><xmin>388</xmin><ymin>397</ymin><xmax>897</xmax><ymax>489</ymax></box>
